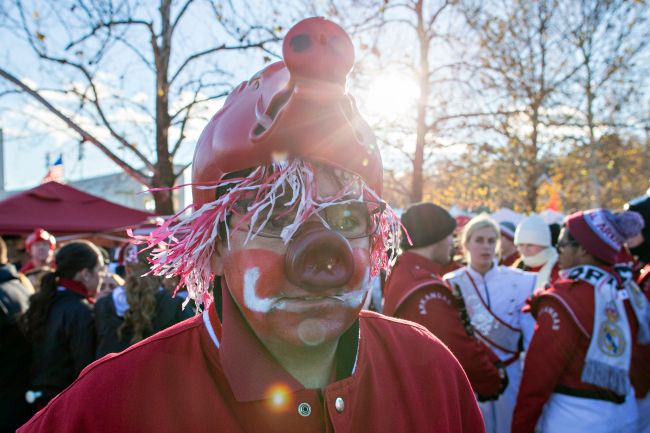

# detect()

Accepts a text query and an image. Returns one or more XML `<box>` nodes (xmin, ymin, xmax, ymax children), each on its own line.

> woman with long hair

<box><xmin>95</xmin><ymin>244</ymin><xmax>193</xmax><ymax>358</ymax></box>
<box><xmin>23</xmin><ymin>240</ymin><xmax>103</xmax><ymax>406</ymax></box>
<box><xmin>444</xmin><ymin>214</ymin><xmax>537</xmax><ymax>433</ymax></box>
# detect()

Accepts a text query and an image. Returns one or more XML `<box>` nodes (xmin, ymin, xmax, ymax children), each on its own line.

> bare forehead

<box><xmin>471</xmin><ymin>226</ymin><xmax>498</xmax><ymax>239</ymax></box>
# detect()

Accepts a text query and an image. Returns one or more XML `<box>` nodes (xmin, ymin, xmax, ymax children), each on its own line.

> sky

<box><xmin>0</xmin><ymin>0</ymin><xmax>419</xmax><ymax>192</ymax></box>
<box><xmin>0</xmin><ymin>1</ymin><xmax>287</xmax><ymax>189</ymax></box>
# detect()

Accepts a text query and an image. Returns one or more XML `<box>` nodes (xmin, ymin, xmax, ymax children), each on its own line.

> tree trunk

<box><xmin>411</xmin><ymin>0</ymin><xmax>429</xmax><ymax>204</ymax></box>
<box><xmin>527</xmin><ymin>106</ymin><xmax>540</xmax><ymax>211</ymax></box>
<box><xmin>152</xmin><ymin>0</ymin><xmax>174</xmax><ymax>215</ymax></box>
<box><xmin>586</xmin><ymin>73</ymin><xmax>601</xmax><ymax>208</ymax></box>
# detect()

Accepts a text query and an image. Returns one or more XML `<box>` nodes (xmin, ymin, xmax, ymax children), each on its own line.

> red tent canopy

<box><xmin>0</xmin><ymin>182</ymin><xmax>155</xmax><ymax>235</ymax></box>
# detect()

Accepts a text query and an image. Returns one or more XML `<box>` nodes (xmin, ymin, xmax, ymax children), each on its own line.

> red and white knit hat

<box><xmin>565</xmin><ymin>208</ymin><xmax>644</xmax><ymax>264</ymax></box>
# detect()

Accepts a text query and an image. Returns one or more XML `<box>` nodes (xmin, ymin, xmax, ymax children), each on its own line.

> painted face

<box><xmin>219</xmin><ymin>170</ymin><xmax>372</xmax><ymax>348</ymax></box>
<box><xmin>223</xmin><ymin>247</ymin><xmax>369</xmax><ymax>347</ymax></box>
<box><xmin>517</xmin><ymin>243</ymin><xmax>546</xmax><ymax>258</ymax></box>
<box><xmin>31</xmin><ymin>241</ymin><xmax>53</xmax><ymax>263</ymax></box>
<box><xmin>466</xmin><ymin>226</ymin><xmax>497</xmax><ymax>270</ymax></box>
<box><xmin>557</xmin><ymin>228</ymin><xmax>580</xmax><ymax>270</ymax></box>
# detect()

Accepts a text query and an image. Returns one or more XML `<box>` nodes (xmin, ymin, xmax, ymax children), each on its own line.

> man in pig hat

<box><xmin>19</xmin><ymin>18</ymin><xmax>483</xmax><ymax>432</ymax></box>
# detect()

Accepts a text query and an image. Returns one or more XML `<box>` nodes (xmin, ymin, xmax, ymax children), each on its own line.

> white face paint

<box><xmin>243</xmin><ymin>267</ymin><xmax>277</xmax><ymax>313</ymax></box>
<box><xmin>241</xmin><ymin>266</ymin><xmax>371</xmax><ymax>313</ymax></box>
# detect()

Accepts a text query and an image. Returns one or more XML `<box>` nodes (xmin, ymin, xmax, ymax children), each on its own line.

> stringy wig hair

<box><xmin>135</xmin><ymin>159</ymin><xmax>399</xmax><ymax>311</ymax></box>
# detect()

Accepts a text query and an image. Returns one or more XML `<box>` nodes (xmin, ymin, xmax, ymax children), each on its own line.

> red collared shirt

<box><xmin>19</xmin><ymin>288</ymin><xmax>485</xmax><ymax>433</ymax></box>
<box><xmin>383</xmin><ymin>251</ymin><xmax>503</xmax><ymax>398</ymax></box>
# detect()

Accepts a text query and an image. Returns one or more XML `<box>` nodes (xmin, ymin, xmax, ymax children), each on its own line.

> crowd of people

<box><xmin>383</xmin><ymin>201</ymin><xmax>650</xmax><ymax>433</ymax></box>
<box><xmin>0</xmin><ymin>16</ymin><xmax>648</xmax><ymax>433</ymax></box>
<box><xmin>0</xmin><ymin>231</ymin><xmax>193</xmax><ymax>431</ymax></box>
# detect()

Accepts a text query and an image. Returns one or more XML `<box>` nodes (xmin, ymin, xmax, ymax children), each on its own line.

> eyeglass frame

<box><xmin>232</xmin><ymin>199</ymin><xmax>387</xmax><ymax>240</ymax></box>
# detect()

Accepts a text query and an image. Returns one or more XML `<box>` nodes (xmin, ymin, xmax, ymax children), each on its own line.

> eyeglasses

<box><xmin>235</xmin><ymin>200</ymin><xmax>386</xmax><ymax>240</ymax></box>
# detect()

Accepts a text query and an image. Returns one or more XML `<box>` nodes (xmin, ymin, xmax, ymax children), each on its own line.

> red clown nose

<box><xmin>284</xmin><ymin>221</ymin><xmax>355</xmax><ymax>289</ymax></box>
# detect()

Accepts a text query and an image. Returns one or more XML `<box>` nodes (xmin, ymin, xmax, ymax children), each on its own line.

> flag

<box><xmin>41</xmin><ymin>154</ymin><xmax>64</xmax><ymax>184</ymax></box>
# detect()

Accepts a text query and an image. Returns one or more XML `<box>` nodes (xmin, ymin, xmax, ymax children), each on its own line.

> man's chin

<box><xmin>262</xmin><ymin>310</ymin><xmax>360</xmax><ymax>349</ymax></box>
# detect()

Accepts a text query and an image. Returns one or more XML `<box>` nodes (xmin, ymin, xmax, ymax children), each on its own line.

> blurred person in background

<box><xmin>445</xmin><ymin>214</ymin><xmax>537</xmax><ymax>433</ymax></box>
<box><xmin>20</xmin><ymin>228</ymin><xmax>56</xmax><ymax>292</ymax></box>
<box><xmin>0</xmin><ymin>236</ymin><xmax>34</xmax><ymax>431</ymax></box>
<box><xmin>384</xmin><ymin>202</ymin><xmax>508</xmax><ymax>400</ymax></box>
<box><xmin>513</xmin><ymin>214</ymin><xmax>560</xmax><ymax>290</ymax></box>
<box><xmin>512</xmin><ymin>209</ymin><xmax>647</xmax><ymax>433</ymax></box>
<box><xmin>499</xmin><ymin>221</ymin><xmax>520</xmax><ymax>267</ymax></box>
<box><xmin>95</xmin><ymin>243</ymin><xmax>194</xmax><ymax>358</ymax></box>
<box><xmin>22</xmin><ymin>240</ymin><xmax>103</xmax><ymax>407</ymax></box>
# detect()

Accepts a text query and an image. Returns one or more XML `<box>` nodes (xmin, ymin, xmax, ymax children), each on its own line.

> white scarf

<box><xmin>560</xmin><ymin>265</ymin><xmax>635</xmax><ymax>395</ymax></box>
<box><xmin>522</xmin><ymin>247</ymin><xmax>558</xmax><ymax>289</ymax></box>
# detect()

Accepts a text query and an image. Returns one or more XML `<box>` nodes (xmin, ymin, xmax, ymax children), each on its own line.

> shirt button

<box><xmin>335</xmin><ymin>397</ymin><xmax>345</xmax><ymax>413</ymax></box>
<box><xmin>298</xmin><ymin>402</ymin><xmax>311</xmax><ymax>417</ymax></box>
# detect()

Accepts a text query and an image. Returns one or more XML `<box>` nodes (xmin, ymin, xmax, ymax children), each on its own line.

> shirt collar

<box><xmin>399</xmin><ymin>251</ymin><xmax>448</xmax><ymax>276</ymax></box>
<box><xmin>466</xmin><ymin>259</ymin><xmax>501</xmax><ymax>280</ymax></box>
<box><xmin>213</xmin><ymin>282</ymin><xmax>360</xmax><ymax>402</ymax></box>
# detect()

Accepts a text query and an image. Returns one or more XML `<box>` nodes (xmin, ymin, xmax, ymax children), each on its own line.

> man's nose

<box><xmin>284</xmin><ymin>221</ymin><xmax>355</xmax><ymax>290</ymax></box>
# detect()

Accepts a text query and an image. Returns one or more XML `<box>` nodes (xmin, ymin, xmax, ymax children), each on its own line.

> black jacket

<box><xmin>0</xmin><ymin>264</ymin><xmax>33</xmax><ymax>431</ymax></box>
<box><xmin>30</xmin><ymin>289</ymin><xmax>95</xmax><ymax>403</ymax></box>
<box><xmin>95</xmin><ymin>288</ymin><xmax>194</xmax><ymax>359</ymax></box>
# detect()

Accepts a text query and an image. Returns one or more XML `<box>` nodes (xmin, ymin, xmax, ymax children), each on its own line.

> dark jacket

<box><xmin>0</xmin><ymin>264</ymin><xmax>33</xmax><ymax>431</ymax></box>
<box><xmin>30</xmin><ymin>289</ymin><xmax>95</xmax><ymax>403</ymax></box>
<box><xmin>95</xmin><ymin>288</ymin><xmax>194</xmax><ymax>358</ymax></box>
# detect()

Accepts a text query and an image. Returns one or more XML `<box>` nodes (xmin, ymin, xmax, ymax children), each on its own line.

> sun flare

<box><xmin>362</xmin><ymin>73</ymin><xmax>419</xmax><ymax>120</ymax></box>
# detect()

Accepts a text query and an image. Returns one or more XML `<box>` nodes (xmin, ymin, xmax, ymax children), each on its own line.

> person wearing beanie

<box><xmin>512</xmin><ymin>208</ymin><xmax>648</xmax><ymax>433</ymax></box>
<box><xmin>514</xmin><ymin>213</ymin><xmax>560</xmax><ymax>289</ymax></box>
<box><xmin>499</xmin><ymin>221</ymin><xmax>520</xmax><ymax>267</ymax></box>
<box><xmin>444</xmin><ymin>214</ymin><xmax>537</xmax><ymax>433</ymax></box>
<box><xmin>384</xmin><ymin>202</ymin><xmax>507</xmax><ymax>400</ymax></box>
<box><xmin>18</xmin><ymin>19</ymin><xmax>484</xmax><ymax>433</ymax></box>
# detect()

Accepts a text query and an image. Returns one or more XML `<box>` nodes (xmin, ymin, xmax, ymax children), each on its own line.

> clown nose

<box><xmin>285</xmin><ymin>222</ymin><xmax>355</xmax><ymax>289</ymax></box>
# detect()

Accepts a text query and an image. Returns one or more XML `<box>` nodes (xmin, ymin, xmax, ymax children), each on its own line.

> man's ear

<box><xmin>74</xmin><ymin>267</ymin><xmax>90</xmax><ymax>283</ymax></box>
<box><xmin>210</xmin><ymin>238</ymin><xmax>225</xmax><ymax>276</ymax></box>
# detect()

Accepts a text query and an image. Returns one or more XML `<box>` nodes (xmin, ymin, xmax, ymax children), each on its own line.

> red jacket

<box><xmin>501</xmin><ymin>252</ymin><xmax>520</xmax><ymax>267</ymax></box>
<box><xmin>19</xmin><ymin>289</ymin><xmax>485</xmax><ymax>433</ymax></box>
<box><xmin>383</xmin><ymin>251</ymin><xmax>503</xmax><ymax>398</ymax></box>
<box><xmin>512</xmin><ymin>271</ymin><xmax>639</xmax><ymax>433</ymax></box>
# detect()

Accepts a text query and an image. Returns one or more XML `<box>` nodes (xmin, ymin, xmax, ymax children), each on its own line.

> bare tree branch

<box><xmin>0</xmin><ymin>67</ymin><xmax>150</xmax><ymax>186</ymax></box>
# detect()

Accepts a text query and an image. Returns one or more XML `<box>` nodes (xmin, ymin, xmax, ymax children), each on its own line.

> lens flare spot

<box><xmin>265</xmin><ymin>383</ymin><xmax>292</xmax><ymax>412</ymax></box>
<box><xmin>298</xmin><ymin>318</ymin><xmax>328</xmax><ymax>346</ymax></box>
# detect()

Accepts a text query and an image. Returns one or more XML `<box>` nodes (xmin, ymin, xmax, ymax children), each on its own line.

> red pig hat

<box><xmin>26</xmin><ymin>228</ymin><xmax>56</xmax><ymax>252</ymax></box>
<box><xmin>192</xmin><ymin>17</ymin><xmax>382</xmax><ymax>209</ymax></box>
<box><xmin>137</xmin><ymin>18</ymin><xmax>398</xmax><ymax>309</ymax></box>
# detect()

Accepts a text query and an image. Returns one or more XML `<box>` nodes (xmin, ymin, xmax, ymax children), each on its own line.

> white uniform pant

<box><xmin>479</xmin><ymin>361</ymin><xmax>522</xmax><ymax>433</ymax></box>
<box><xmin>537</xmin><ymin>389</ymin><xmax>638</xmax><ymax>433</ymax></box>
<box><xmin>637</xmin><ymin>392</ymin><xmax>650</xmax><ymax>433</ymax></box>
